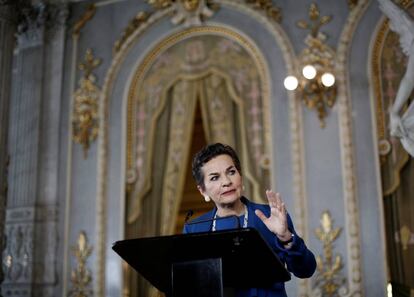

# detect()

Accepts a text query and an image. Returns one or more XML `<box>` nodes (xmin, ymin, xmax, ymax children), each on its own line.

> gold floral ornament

<box><xmin>313</xmin><ymin>211</ymin><xmax>346</xmax><ymax>296</ymax></box>
<box><xmin>146</xmin><ymin>0</ymin><xmax>218</xmax><ymax>26</ymax></box>
<box><xmin>296</xmin><ymin>3</ymin><xmax>332</xmax><ymax>38</ymax></box>
<box><xmin>69</xmin><ymin>231</ymin><xmax>93</xmax><ymax>297</ymax></box>
<box><xmin>72</xmin><ymin>49</ymin><xmax>101</xmax><ymax>158</ymax></box>
<box><xmin>284</xmin><ymin>3</ymin><xmax>337</xmax><ymax>128</ymax></box>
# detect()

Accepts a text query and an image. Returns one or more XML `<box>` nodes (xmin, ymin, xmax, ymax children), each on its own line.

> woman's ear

<box><xmin>197</xmin><ymin>185</ymin><xmax>204</xmax><ymax>196</ymax></box>
<box><xmin>197</xmin><ymin>185</ymin><xmax>211</xmax><ymax>202</ymax></box>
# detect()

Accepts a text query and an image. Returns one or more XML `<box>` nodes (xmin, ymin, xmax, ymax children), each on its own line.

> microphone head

<box><xmin>184</xmin><ymin>210</ymin><xmax>194</xmax><ymax>223</ymax></box>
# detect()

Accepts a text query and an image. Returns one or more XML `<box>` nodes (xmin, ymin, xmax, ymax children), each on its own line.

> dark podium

<box><xmin>112</xmin><ymin>228</ymin><xmax>290</xmax><ymax>297</ymax></box>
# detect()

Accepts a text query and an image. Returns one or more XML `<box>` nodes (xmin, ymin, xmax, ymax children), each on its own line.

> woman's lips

<box><xmin>222</xmin><ymin>189</ymin><xmax>236</xmax><ymax>196</ymax></box>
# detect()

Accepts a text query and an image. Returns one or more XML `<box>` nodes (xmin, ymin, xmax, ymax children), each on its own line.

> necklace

<box><xmin>212</xmin><ymin>204</ymin><xmax>248</xmax><ymax>231</ymax></box>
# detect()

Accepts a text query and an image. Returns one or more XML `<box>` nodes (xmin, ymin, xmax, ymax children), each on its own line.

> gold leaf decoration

<box><xmin>320</xmin><ymin>15</ymin><xmax>332</xmax><ymax>25</ymax></box>
<box><xmin>297</xmin><ymin>3</ymin><xmax>332</xmax><ymax>38</ymax></box>
<box><xmin>296</xmin><ymin>20</ymin><xmax>309</xmax><ymax>29</ymax></box>
<box><xmin>313</xmin><ymin>211</ymin><xmax>346</xmax><ymax>296</ymax></box>
<box><xmin>72</xmin><ymin>49</ymin><xmax>101</xmax><ymax>158</ymax></box>
<box><xmin>69</xmin><ymin>231</ymin><xmax>93</xmax><ymax>297</ymax></box>
<box><xmin>309</xmin><ymin>3</ymin><xmax>320</xmax><ymax>20</ymax></box>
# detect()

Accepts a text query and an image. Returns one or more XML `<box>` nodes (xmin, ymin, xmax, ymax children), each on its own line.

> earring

<box><xmin>203</xmin><ymin>195</ymin><xmax>211</xmax><ymax>202</ymax></box>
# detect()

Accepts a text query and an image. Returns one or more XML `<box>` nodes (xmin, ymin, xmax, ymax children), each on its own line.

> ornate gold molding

<box><xmin>113</xmin><ymin>11</ymin><xmax>151</xmax><ymax>54</ymax></box>
<box><xmin>69</xmin><ymin>231</ymin><xmax>93</xmax><ymax>297</ymax></box>
<box><xmin>126</xmin><ymin>26</ymin><xmax>270</xmax><ymax>173</ymax></box>
<box><xmin>245</xmin><ymin>0</ymin><xmax>282</xmax><ymax>23</ymax></box>
<box><xmin>371</xmin><ymin>15</ymin><xmax>387</xmax><ymax>145</ymax></box>
<box><xmin>125</xmin><ymin>27</ymin><xmax>269</xmax><ymax>226</ymax></box>
<box><xmin>314</xmin><ymin>211</ymin><xmax>346</xmax><ymax>296</ymax></box>
<box><xmin>72</xmin><ymin>49</ymin><xmax>101</xmax><ymax>158</ymax></box>
<box><xmin>72</xmin><ymin>4</ymin><xmax>96</xmax><ymax>38</ymax></box>
<box><xmin>148</xmin><ymin>0</ymin><xmax>219</xmax><ymax>11</ymax></box>
<box><xmin>147</xmin><ymin>0</ymin><xmax>217</xmax><ymax>25</ymax></box>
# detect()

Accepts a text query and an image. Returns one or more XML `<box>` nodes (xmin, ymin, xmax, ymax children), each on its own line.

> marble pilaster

<box><xmin>0</xmin><ymin>2</ymin><xmax>17</xmax><ymax>293</ymax></box>
<box><xmin>2</xmin><ymin>2</ymin><xmax>68</xmax><ymax>297</ymax></box>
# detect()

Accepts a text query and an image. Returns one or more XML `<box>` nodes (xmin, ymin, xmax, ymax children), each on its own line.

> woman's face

<box><xmin>198</xmin><ymin>154</ymin><xmax>243</xmax><ymax>206</ymax></box>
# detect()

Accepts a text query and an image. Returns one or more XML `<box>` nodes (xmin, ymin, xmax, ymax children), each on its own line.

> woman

<box><xmin>184</xmin><ymin>143</ymin><xmax>316</xmax><ymax>297</ymax></box>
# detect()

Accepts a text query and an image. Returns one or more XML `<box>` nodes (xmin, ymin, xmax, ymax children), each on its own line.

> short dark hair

<box><xmin>191</xmin><ymin>143</ymin><xmax>242</xmax><ymax>190</ymax></box>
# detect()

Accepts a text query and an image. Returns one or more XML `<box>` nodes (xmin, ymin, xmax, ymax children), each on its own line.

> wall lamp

<box><xmin>283</xmin><ymin>3</ymin><xmax>337</xmax><ymax>128</ymax></box>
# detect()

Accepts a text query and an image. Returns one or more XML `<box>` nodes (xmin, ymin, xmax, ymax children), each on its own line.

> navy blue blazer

<box><xmin>183</xmin><ymin>197</ymin><xmax>316</xmax><ymax>297</ymax></box>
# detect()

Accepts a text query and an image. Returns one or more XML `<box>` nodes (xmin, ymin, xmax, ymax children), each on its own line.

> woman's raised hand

<box><xmin>255</xmin><ymin>190</ymin><xmax>292</xmax><ymax>242</ymax></box>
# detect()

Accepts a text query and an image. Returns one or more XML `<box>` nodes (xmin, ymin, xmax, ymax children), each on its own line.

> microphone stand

<box><xmin>185</xmin><ymin>213</ymin><xmax>241</xmax><ymax>230</ymax></box>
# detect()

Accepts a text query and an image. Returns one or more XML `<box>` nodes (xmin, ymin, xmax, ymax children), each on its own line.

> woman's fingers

<box><xmin>255</xmin><ymin>209</ymin><xmax>268</xmax><ymax>223</ymax></box>
<box><xmin>266</xmin><ymin>190</ymin><xmax>277</xmax><ymax>208</ymax></box>
<box><xmin>266</xmin><ymin>190</ymin><xmax>286</xmax><ymax>213</ymax></box>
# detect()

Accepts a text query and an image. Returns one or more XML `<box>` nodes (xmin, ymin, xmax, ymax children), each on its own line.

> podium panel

<box><xmin>172</xmin><ymin>258</ymin><xmax>223</xmax><ymax>297</ymax></box>
<box><xmin>112</xmin><ymin>228</ymin><xmax>290</xmax><ymax>294</ymax></box>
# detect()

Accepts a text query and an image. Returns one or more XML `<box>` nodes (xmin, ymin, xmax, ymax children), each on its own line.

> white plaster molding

<box><xmin>62</xmin><ymin>34</ymin><xmax>79</xmax><ymax>297</ymax></box>
<box><xmin>335</xmin><ymin>1</ymin><xmax>371</xmax><ymax>296</ymax></box>
<box><xmin>368</xmin><ymin>11</ymin><xmax>391</xmax><ymax>284</ymax></box>
<box><xmin>96</xmin><ymin>7</ymin><xmax>174</xmax><ymax>297</ymax></box>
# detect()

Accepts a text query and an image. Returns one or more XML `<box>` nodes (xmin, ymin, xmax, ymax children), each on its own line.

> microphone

<box><xmin>184</xmin><ymin>209</ymin><xmax>194</xmax><ymax>223</ymax></box>
<box><xmin>184</xmin><ymin>213</ymin><xmax>241</xmax><ymax>229</ymax></box>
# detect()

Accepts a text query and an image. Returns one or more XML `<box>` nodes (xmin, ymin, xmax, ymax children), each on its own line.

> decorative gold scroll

<box><xmin>113</xmin><ymin>11</ymin><xmax>150</xmax><ymax>54</ymax></box>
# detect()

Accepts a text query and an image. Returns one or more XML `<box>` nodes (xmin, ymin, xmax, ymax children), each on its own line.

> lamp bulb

<box><xmin>321</xmin><ymin>72</ymin><xmax>335</xmax><ymax>87</ymax></box>
<box><xmin>284</xmin><ymin>76</ymin><xmax>299</xmax><ymax>91</ymax></box>
<box><xmin>302</xmin><ymin>65</ymin><xmax>317</xmax><ymax>80</ymax></box>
